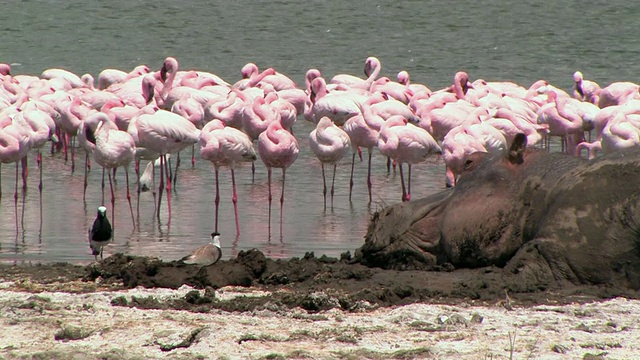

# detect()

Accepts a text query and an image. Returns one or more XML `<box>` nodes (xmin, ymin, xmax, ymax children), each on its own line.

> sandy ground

<box><xmin>1</xmin><ymin>279</ymin><xmax>639</xmax><ymax>360</ymax></box>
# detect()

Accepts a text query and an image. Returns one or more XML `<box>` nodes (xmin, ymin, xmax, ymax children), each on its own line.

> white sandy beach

<box><xmin>0</xmin><ymin>279</ymin><xmax>638</xmax><ymax>360</ymax></box>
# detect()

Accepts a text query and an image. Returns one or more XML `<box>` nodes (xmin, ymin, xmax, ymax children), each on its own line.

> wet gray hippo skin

<box><xmin>357</xmin><ymin>138</ymin><xmax>640</xmax><ymax>290</ymax></box>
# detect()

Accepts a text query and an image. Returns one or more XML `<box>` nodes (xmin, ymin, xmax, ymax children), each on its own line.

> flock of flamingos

<box><xmin>0</xmin><ymin>56</ymin><xmax>638</xmax><ymax>237</ymax></box>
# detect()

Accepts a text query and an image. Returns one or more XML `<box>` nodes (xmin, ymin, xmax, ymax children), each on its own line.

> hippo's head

<box><xmin>357</xmin><ymin>134</ymin><xmax>532</xmax><ymax>270</ymax></box>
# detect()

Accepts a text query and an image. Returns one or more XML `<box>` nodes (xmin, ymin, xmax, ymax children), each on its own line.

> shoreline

<box><xmin>1</xmin><ymin>280</ymin><xmax>638</xmax><ymax>359</ymax></box>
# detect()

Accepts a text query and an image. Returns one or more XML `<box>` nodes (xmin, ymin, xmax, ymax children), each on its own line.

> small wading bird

<box><xmin>180</xmin><ymin>232</ymin><xmax>222</xmax><ymax>267</ymax></box>
<box><xmin>88</xmin><ymin>206</ymin><xmax>113</xmax><ymax>261</ymax></box>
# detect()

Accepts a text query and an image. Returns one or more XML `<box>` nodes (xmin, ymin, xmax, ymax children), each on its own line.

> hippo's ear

<box><xmin>507</xmin><ymin>133</ymin><xmax>527</xmax><ymax>165</ymax></box>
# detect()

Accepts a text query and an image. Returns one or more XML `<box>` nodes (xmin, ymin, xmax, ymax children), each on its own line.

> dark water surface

<box><xmin>1</xmin><ymin>1</ymin><xmax>639</xmax><ymax>264</ymax></box>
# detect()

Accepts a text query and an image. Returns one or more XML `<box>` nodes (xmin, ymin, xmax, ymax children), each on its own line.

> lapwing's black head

<box><xmin>97</xmin><ymin>206</ymin><xmax>107</xmax><ymax>218</ymax></box>
<box><xmin>211</xmin><ymin>232</ymin><xmax>220</xmax><ymax>238</ymax></box>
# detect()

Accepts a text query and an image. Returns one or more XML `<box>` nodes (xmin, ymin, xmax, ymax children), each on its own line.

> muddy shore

<box><xmin>1</xmin><ymin>251</ymin><xmax>639</xmax><ymax>359</ymax></box>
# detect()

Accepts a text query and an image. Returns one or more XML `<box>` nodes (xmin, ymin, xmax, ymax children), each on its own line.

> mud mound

<box><xmin>80</xmin><ymin>250</ymin><xmax>640</xmax><ymax>313</ymax></box>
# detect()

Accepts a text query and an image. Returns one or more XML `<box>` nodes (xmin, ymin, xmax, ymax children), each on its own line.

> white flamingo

<box><xmin>93</xmin><ymin>116</ymin><xmax>137</xmax><ymax>228</ymax></box>
<box><xmin>308</xmin><ymin>116</ymin><xmax>351</xmax><ymax>209</ymax></box>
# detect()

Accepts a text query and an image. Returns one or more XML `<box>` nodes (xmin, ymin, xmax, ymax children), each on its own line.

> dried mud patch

<box><xmin>3</xmin><ymin>249</ymin><xmax>631</xmax><ymax>314</ymax></box>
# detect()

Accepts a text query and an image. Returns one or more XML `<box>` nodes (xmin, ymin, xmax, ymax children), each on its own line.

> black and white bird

<box><xmin>88</xmin><ymin>206</ymin><xmax>113</xmax><ymax>261</ymax></box>
<box><xmin>180</xmin><ymin>232</ymin><xmax>222</xmax><ymax>267</ymax></box>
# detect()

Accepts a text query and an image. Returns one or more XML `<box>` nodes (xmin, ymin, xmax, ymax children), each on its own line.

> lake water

<box><xmin>1</xmin><ymin>0</ymin><xmax>639</xmax><ymax>264</ymax></box>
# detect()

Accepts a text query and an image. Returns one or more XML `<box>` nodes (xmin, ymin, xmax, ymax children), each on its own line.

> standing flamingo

<box><xmin>10</xmin><ymin>107</ymin><xmax>58</xmax><ymax>192</ymax></box>
<box><xmin>0</xmin><ymin>117</ymin><xmax>31</xmax><ymax>202</ymax></box>
<box><xmin>77</xmin><ymin>111</ymin><xmax>118</xmax><ymax>202</ymax></box>
<box><xmin>342</xmin><ymin>93</ymin><xmax>386</xmax><ymax>202</ymax></box>
<box><xmin>199</xmin><ymin>120</ymin><xmax>256</xmax><ymax>235</ymax></box>
<box><xmin>93</xmin><ymin>116</ymin><xmax>137</xmax><ymax>228</ymax></box>
<box><xmin>308</xmin><ymin>116</ymin><xmax>351</xmax><ymax>210</ymax></box>
<box><xmin>257</xmin><ymin>115</ymin><xmax>299</xmax><ymax>237</ymax></box>
<box><xmin>131</xmin><ymin>109</ymin><xmax>200</xmax><ymax>220</ymax></box>
<box><xmin>378</xmin><ymin>115</ymin><xmax>441</xmax><ymax>202</ymax></box>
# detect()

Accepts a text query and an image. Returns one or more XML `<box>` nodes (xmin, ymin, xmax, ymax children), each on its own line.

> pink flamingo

<box><xmin>308</xmin><ymin>116</ymin><xmax>351</xmax><ymax>209</ymax></box>
<box><xmin>264</xmin><ymin>87</ymin><xmax>297</xmax><ymax>133</ymax></box>
<box><xmin>132</xmin><ymin>109</ymin><xmax>200</xmax><ymax>220</ymax></box>
<box><xmin>257</xmin><ymin>115</ymin><xmax>299</xmax><ymax>237</ymax></box>
<box><xmin>0</xmin><ymin>116</ymin><xmax>32</xmax><ymax>202</ymax></box>
<box><xmin>204</xmin><ymin>91</ymin><xmax>244</xmax><ymax>129</ymax></box>
<box><xmin>397</xmin><ymin>70</ymin><xmax>432</xmax><ymax>95</ymax></box>
<box><xmin>105</xmin><ymin>73</ymin><xmax>157</xmax><ymax>109</ymax></box>
<box><xmin>10</xmin><ymin>107</ymin><xmax>58</xmax><ymax>193</ymax></box>
<box><xmin>577</xmin><ymin>104</ymin><xmax>640</xmax><ymax>159</ymax></box>
<box><xmin>240</xmin><ymin>93</ymin><xmax>280</xmax><ymax>180</ymax></box>
<box><xmin>573</xmin><ymin>71</ymin><xmax>600</xmax><ymax>104</ymax></box>
<box><xmin>378</xmin><ymin>115</ymin><xmax>441</xmax><ymax>201</ymax></box>
<box><xmin>93</xmin><ymin>115</ymin><xmax>136</xmax><ymax>228</ymax></box>
<box><xmin>486</xmin><ymin>107</ymin><xmax>547</xmax><ymax>147</ymax></box>
<box><xmin>601</xmin><ymin>113</ymin><xmax>640</xmax><ymax>152</ymax></box>
<box><xmin>369</xmin><ymin>77</ymin><xmax>414</xmax><ymax>104</ymax></box>
<box><xmin>330</xmin><ymin>56</ymin><xmax>382</xmax><ymax>90</ymax></box>
<box><xmin>199</xmin><ymin>119</ymin><xmax>257</xmax><ymax>235</ymax></box>
<box><xmin>343</xmin><ymin>93</ymin><xmax>386</xmax><ymax>202</ymax></box>
<box><xmin>439</xmin><ymin>71</ymin><xmax>473</xmax><ymax>99</ymax></box>
<box><xmin>597</xmin><ymin>81</ymin><xmax>640</xmax><ymax>108</ymax></box>
<box><xmin>78</xmin><ymin>111</ymin><xmax>119</xmax><ymax>202</ymax></box>
<box><xmin>0</xmin><ymin>63</ymin><xmax>11</xmax><ymax>78</ymax></box>
<box><xmin>98</xmin><ymin>64</ymin><xmax>150</xmax><ymax>90</ymax></box>
<box><xmin>232</xmin><ymin>66</ymin><xmax>278</xmax><ymax>91</ymax></box>
<box><xmin>308</xmin><ymin>77</ymin><xmax>366</xmax><ymax>125</ymax></box>
<box><xmin>55</xmin><ymin>96</ymin><xmax>93</xmax><ymax>172</ymax></box>
<box><xmin>171</xmin><ymin>92</ymin><xmax>205</xmax><ymax>167</ymax></box>
<box><xmin>441</xmin><ymin>122</ymin><xmax>507</xmax><ymax>187</ymax></box>
<box><xmin>426</xmin><ymin>100</ymin><xmax>486</xmax><ymax>141</ymax></box>
<box><xmin>40</xmin><ymin>68</ymin><xmax>85</xmax><ymax>89</ymax></box>
<box><xmin>536</xmin><ymin>91</ymin><xmax>585</xmax><ymax>153</ymax></box>
<box><xmin>237</xmin><ymin>62</ymin><xmax>297</xmax><ymax>91</ymax></box>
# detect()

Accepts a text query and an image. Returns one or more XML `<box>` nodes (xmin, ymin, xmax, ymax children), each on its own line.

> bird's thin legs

<box><xmin>191</xmin><ymin>144</ymin><xmax>196</xmax><ymax>168</ymax></box>
<box><xmin>70</xmin><ymin>136</ymin><xmax>76</xmax><ymax>173</ymax></box>
<box><xmin>135</xmin><ymin>159</ymin><xmax>140</xmax><ymax>215</ymax></box>
<box><xmin>125</xmin><ymin>168</ymin><xmax>135</xmax><ymax>228</ymax></box>
<box><xmin>321</xmin><ymin>163</ymin><xmax>327</xmax><ymax>210</ymax></box>
<box><xmin>214</xmin><ymin>165</ymin><xmax>220</xmax><ymax>232</ymax></box>
<box><xmin>108</xmin><ymin>170</ymin><xmax>116</xmax><ymax>229</ymax></box>
<box><xmin>366</xmin><ymin>150</ymin><xmax>373</xmax><ymax>203</ymax></box>
<box><xmin>14</xmin><ymin>162</ymin><xmax>19</xmax><ymax>204</ymax></box>
<box><xmin>20</xmin><ymin>156</ymin><xmax>28</xmax><ymax>192</ymax></box>
<box><xmin>407</xmin><ymin>164</ymin><xmax>412</xmax><ymax>202</ymax></box>
<box><xmin>83</xmin><ymin>153</ymin><xmax>89</xmax><ymax>201</ymax></box>
<box><xmin>164</xmin><ymin>154</ymin><xmax>172</xmax><ymax>219</ymax></box>
<box><xmin>157</xmin><ymin>156</ymin><xmax>164</xmax><ymax>221</ymax></box>
<box><xmin>37</xmin><ymin>151</ymin><xmax>43</xmax><ymax>192</ymax></box>
<box><xmin>349</xmin><ymin>153</ymin><xmax>355</xmax><ymax>202</ymax></box>
<box><xmin>101</xmin><ymin>168</ymin><xmax>106</xmax><ymax>205</ymax></box>
<box><xmin>251</xmin><ymin>161</ymin><xmax>256</xmax><ymax>183</ymax></box>
<box><xmin>280</xmin><ymin>168</ymin><xmax>286</xmax><ymax>236</ymax></box>
<box><xmin>173</xmin><ymin>151</ymin><xmax>180</xmax><ymax>190</ymax></box>
<box><xmin>267</xmin><ymin>167</ymin><xmax>272</xmax><ymax>237</ymax></box>
<box><xmin>330</xmin><ymin>163</ymin><xmax>337</xmax><ymax>208</ymax></box>
<box><xmin>231</xmin><ymin>168</ymin><xmax>240</xmax><ymax>236</ymax></box>
<box><xmin>399</xmin><ymin>163</ymin><xmax>408</xmax><ymax>202</ymax></box>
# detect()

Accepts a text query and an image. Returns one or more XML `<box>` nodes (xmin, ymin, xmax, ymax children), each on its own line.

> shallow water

<box><xmin>0</xmin><ymin>1</ymin><xmax>638</xmax><ymax>264</ymax></box>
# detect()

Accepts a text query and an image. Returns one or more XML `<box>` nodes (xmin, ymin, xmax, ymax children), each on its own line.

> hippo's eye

<box><xmin>463</xmin><ymin>159</ymin><xmax>474</xmax><ymax>171</ymax></box>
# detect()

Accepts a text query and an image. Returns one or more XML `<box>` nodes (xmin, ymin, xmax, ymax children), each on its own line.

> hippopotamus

<box><xmin>357</xmin><ymin>134</ymin><xmax>640</xmax><ymax>290</ymax></box>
